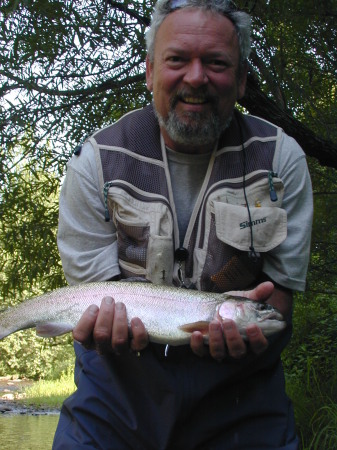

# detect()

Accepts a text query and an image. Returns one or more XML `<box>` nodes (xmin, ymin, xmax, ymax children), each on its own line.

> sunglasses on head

<box><xmin>168</xmin><ymin>0</ymin><xmax>238</xmax><ymax>12</ymax></box>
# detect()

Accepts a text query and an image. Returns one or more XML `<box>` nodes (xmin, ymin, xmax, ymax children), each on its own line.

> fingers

<box><xmin>190</xmin><ymin>331</ymin><xmax>208</xmax><ymax>358</ymax></box>
<box><xmin>190</xmin><ymin>320</ymin><xmax>229</xmax><ymax>361</ymax></box>
<box><xmin>190</xmin><ymin>322</ymin><xmax>227</xmax><ymax>360</ymax></box>
<box><xmin>247</xmin><ymin>281</ymin><xmax>274</xmax><ymax>302</ymax></box>
<box><xmin>73</xmin><ymin>304</ymin><xmax>99</xmax><ymax>346</ymax></box>
<box><xmin>190</xmin><ymin>320</ymin><xmax>268</xmax><ymax>361</ymax></box>
<box><xmin>111</xmin><ymin>302</ymin><xmax>129</xmax><ymax>354</ymax></box>
<box><xmin>130</xmin><ymin>318</ymin><xmax>149</xmax><ymax>352</ymax></box>
<box><xmin>222</xmin><ymin>320</ymin><xmax>246</xmax><ymax>359</ymax></box>
<box><xmin>111</xmin><ymin>305</ymin><xmax>149</xmax><ymax>353</ymax></box>
<box><xmin>226</xmin><ymin>281</ymin><xmax>274</xmax><ymax>302</ymax></box>
<box><xmin>208</xmin><ymin>321</ymin><xmax>226</xmax><ymax>361</ymax></box>
<box><xmin>246</xmin><ymin>324</ymin><xmax>268</xmax><ymax>355</ymax></box>
<box><xmin>73</xmin><ymin>297</ymin><xmax>149</xmax><ymax>355</ymax></box>
<box><xmin>93</xmin><ymin>297</ymin><xmax>115</xmax><ymax>351</ymax></box>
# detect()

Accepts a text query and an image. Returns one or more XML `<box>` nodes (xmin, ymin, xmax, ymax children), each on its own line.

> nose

<box><xmin>183</xmin><ymin>59</ymin><xmax>208</xmax><ymax>88</ymax></box>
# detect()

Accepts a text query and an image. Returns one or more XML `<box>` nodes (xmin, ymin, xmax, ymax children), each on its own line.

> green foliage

<box><xmin>17</xmin><ymin>367</ymin><xmax>76</xmax><ymax>408</ymax></box>
<box><xmin>284</xmin><ymin>358</ymin><xmax>337</xmax><ymax>450</ymax></box>
<box><xmin>307</xmin><ymin>159</ymin><xmax>337</xmax><ymax>295</ymax></box>
<box><xmin>283</xmin><ymin>308</ymin><xmax>337</xmax><ymax>450</ymax></box>
<box><xmin>0</xmin><ymin>330</ymin><xmax>74</xmax><ymax>380</ymax></box>
<box><xmin>0</xmin><ymin>0</ymin><xmax>154</xmax><ymax>166</ymax></box>
<box><xmin>0</xmin><ymin>139</ymin><xmax>65</xmax><ymax>300</ymax></box>
<box><xmin>1</xmin><ymin>1</ymin><xmax>336</xmax><ymax>167</ymax></box>
<box><xmin>0</xmin><ymin>137</ymin><xmax>70</xmax><ymax>380</ymax></box>
<box><xmin>283</xmin><ymin>292</ymin><xmax>337</xmax><ymax>384</ymax></box>
<box><xmin>248</xmin><ymin>0</ymin><xmax>336</xmax><ymax>143</ymax></box>
<box><xmin>282</xmin><ymin>157</ymin><xmax>337</xmax><ymax>449</ymax></box>
<box><xmin>310</xmin><ymin>400</ymin><xmax>337</xmax><ymax>450</ymax></box>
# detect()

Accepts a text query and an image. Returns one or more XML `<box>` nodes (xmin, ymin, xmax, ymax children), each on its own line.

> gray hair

<box><xmin>146</xmin><ymin>0</ymin><xmax>251</xmax><ymax>67</ymax></box>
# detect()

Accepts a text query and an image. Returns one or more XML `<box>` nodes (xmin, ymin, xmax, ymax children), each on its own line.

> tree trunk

<box><xmin>240</xmin><ymin>73</ymin><xmax>337</xmax><ymax>169</ymax></box>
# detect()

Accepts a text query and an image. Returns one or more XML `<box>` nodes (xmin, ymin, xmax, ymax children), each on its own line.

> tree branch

<box><xmin>240</xmin><ymin>71</ymin><xmax>337</xmax><ymax>169</ymax></box>
<box><xmin>106</xmin><ymin>1</ymin><xmax>150</xmax><ymax>26</ymax></box>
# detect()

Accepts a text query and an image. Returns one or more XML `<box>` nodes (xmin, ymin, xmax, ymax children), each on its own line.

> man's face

<box><xmin>146</xmin><ymin>8</ymin><xmax>247</xmax><ymax>153</ymax></box>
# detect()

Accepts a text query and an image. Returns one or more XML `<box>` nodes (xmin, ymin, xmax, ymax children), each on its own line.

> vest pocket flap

<box><xmin>214</xmin><ymin>202</ymin><xmax>287</xmax><ymax>252</ymax></box>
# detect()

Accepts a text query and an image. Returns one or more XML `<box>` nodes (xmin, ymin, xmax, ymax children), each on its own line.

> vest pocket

<box><xmin>197</xmin><ymin>213</ymin><xmax>242</xmax><ymax>292</ymax></box>
<box><xmin>213</xmin><ymin>202</ymin><xmax>287</xmax><ymax>252</ymax></box>
<box><xmin>114</xmin><ymin>213</ymin><xmax>150</xmax><ymax>277</ymax></box>
<box><xmin>147</xmin><ymin>235</ymin><xmax>174</xmax><ymax>285</ymax></box>
<box><xmin>109</xmin><ymin>190</ymin><xmax>174</xmax><ymax>282</ymax></box>
<box><xmin>195</xmin><ymin>173</ymin><xmax>286</xmax><ymax>292</ymax></box>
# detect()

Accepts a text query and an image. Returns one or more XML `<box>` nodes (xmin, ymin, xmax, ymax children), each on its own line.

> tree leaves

<box><xmin>1</xmin><ymin>0</ymin><xmax>336</xmax><ymax>169</ymax></box>
<box><xmin>242</xmin><ymin>0</ymin><xmax>337</xmax><ymax>167</ymax></box>
<box><xmin>0</xmin><ymin>141</ymin><xmax>65</xmax><ymax>300</ymax></box>
<box><xmin>0</xmin><ymin>0</ymin><xmax>152</xmax><ymax>171</ymax></box>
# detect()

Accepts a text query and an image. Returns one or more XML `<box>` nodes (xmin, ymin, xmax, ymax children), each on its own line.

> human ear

<box><xmin>146</xmin><ymin>56</ymin><xmax>154</xmax><ymax>92</ymax></box>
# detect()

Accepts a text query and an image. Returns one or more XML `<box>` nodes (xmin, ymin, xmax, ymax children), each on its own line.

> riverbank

<box><xmin>0</xmin><ymin>376</ymin><xmax>60</xmax><ymax>415</ymax></box>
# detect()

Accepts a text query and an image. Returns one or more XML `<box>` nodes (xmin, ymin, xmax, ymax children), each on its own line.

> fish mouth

<box><xmin>254</xmin><ymin>303</ymin><xmax>284</xmax><ymax>322</ymax></box>
<box><xmin>259</xmin><ymin>311</ymin><xmax>284</xmax><ymax>322</ymax></box>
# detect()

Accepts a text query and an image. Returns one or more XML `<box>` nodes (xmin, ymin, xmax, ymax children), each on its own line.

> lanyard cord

<box><xmin>238</xmin><ymin>119</ymin><xmax>260</xmax><ymax>262</ymax></box>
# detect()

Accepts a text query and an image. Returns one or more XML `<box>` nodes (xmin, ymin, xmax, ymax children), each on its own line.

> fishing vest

<box><xmin>88</xmin><ymin>104</ymin><xmax>287</xmax><ymax>292</ymax></box>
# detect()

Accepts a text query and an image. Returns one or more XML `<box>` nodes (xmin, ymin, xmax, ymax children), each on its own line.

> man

<box><xmin>53</xmin><ymin>1</ymin><xmax>313</xmax><ymax>449</ymax></box>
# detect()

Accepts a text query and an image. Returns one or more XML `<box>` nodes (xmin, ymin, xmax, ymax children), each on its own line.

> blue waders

<box><xmin>53</xmin><ymin>330</ymin><xmax>298</xmax><ymax>450</ymax></box>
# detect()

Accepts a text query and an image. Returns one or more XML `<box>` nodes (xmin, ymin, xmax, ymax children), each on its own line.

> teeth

<box><xmin>182</xmin><ymin>96</ymin><xmax>207</xmax><ymax>104</ymax></box>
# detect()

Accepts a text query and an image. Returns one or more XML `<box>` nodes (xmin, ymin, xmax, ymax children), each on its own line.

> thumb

<box><xmin>226</xmin><ymin>281</ymin><xmax>274</xmax><ymax>302</ymax></box>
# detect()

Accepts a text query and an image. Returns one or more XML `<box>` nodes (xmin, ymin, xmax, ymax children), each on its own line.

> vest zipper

<box><xmin>268</xmin><ymin>171</ymin><xmax>278</xmax><ymax>202</ymax></box>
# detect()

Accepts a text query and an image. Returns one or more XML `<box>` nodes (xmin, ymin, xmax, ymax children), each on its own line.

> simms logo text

<box><xmin>240</xmin><ymin>217</ymin><xmax>267</xmax><ymax>230</ymax></box>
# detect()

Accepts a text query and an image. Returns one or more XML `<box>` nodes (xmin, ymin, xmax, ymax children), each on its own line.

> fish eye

<box><xmin>258</xmin><ymin>303</ymin><xmax>273</xmax><ymax>311</ymax></box>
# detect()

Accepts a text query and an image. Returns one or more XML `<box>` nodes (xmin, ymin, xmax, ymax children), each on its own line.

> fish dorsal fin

<box><xmin>36</xmin><ymin>322</ymin><xmax>73</xmax><ymax>338</ymax></box>
<box><xmin>178</xmin><ymin>321</ymin><xmax>210</xmax><ymax>335</ymax></box>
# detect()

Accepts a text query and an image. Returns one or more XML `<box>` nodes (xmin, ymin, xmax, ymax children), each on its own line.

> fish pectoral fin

<box><xmin>178</xmin><ymin>321</ymin><xmax>210</xmax><ymax>335</ymax></box>
<box><xmin>36</xmin><ymin>322</ymin><xmax>74</xmax><ymax>338</ymax></box>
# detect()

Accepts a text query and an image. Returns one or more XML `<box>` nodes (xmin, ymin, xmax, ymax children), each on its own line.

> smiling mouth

<box><xmin>181</xmin><ymin>95</ymin><xmax>208</xmax><ymax>105</ymax></box>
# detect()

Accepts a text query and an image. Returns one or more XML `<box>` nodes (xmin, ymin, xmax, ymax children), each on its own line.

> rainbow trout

<box><xmin>0</xmin><ymin>282</ymin><xmax>285</xmax><ymax>345</ymax></box>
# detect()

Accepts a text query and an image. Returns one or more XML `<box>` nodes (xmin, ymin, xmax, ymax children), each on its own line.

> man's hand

<box><xmin>73</xmin><ymin>296</ymin><xmax>149</xmax><ymax>355</ymax></box>
<box><xmin>190</xmin><ymin>281</ymin><xmax>292</xmax><ymax>361</ymax></box>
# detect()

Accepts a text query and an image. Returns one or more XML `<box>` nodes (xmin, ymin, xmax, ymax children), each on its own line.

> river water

<box><xmin>0</xmin><ymin>377</ymin><xmax>60</xmax><ymax>449</ymax></box>
<box><xmin>0</xmin><ymin>413</ymin><xmax>59</xmax><ymax>450</ymax></box>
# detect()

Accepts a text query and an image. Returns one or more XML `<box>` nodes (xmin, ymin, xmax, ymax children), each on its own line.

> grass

<box><xmin>16</xmin><ymin>368</ymin><xmax>76</xmax><ymax>409</ymax></box>
<box><xmin>285</xmin><ymin>361</ymin><xmax>337</xmax><ymax>450</ymax></box>
<box><xmin>309</xmin><ymin>401</ymin><xmax>337</xmax><ymax>450</ymax></box>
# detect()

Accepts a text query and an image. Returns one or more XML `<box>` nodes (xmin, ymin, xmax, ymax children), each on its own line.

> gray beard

<box><xmin>154</xmin><ymin>106</ymin><xmax>232</xmax><ymax>147</ymax></box>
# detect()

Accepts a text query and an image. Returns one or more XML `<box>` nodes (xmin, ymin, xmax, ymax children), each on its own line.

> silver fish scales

<box><xmin>0</xmin><ymin>282</ymin><xmax>286</xmax><ymax>345</ymax></box>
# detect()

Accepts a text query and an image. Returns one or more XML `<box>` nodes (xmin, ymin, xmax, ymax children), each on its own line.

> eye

<box><xmin>207</xmin><ymin>59</ymin><xmax>228</xmax><ymax>70</ymax></box>
<box><xmin>166</xmin><ymin>55</ymin><xmax>186</xmax><ymax>67</ymax></box>
<box><xmin>259</xmin><ymin>303</ymin><xmax>273</xmax><ymax>311</ymax></box>
<box><xmin>168</xmin><ymin>56</ymin><xmax>183</xmax><ymax>62</ymax></box>
<box><xmin>210</xmin><ymin>59</ymin><xmax>226</xmax><ymax>65</ymax></box>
